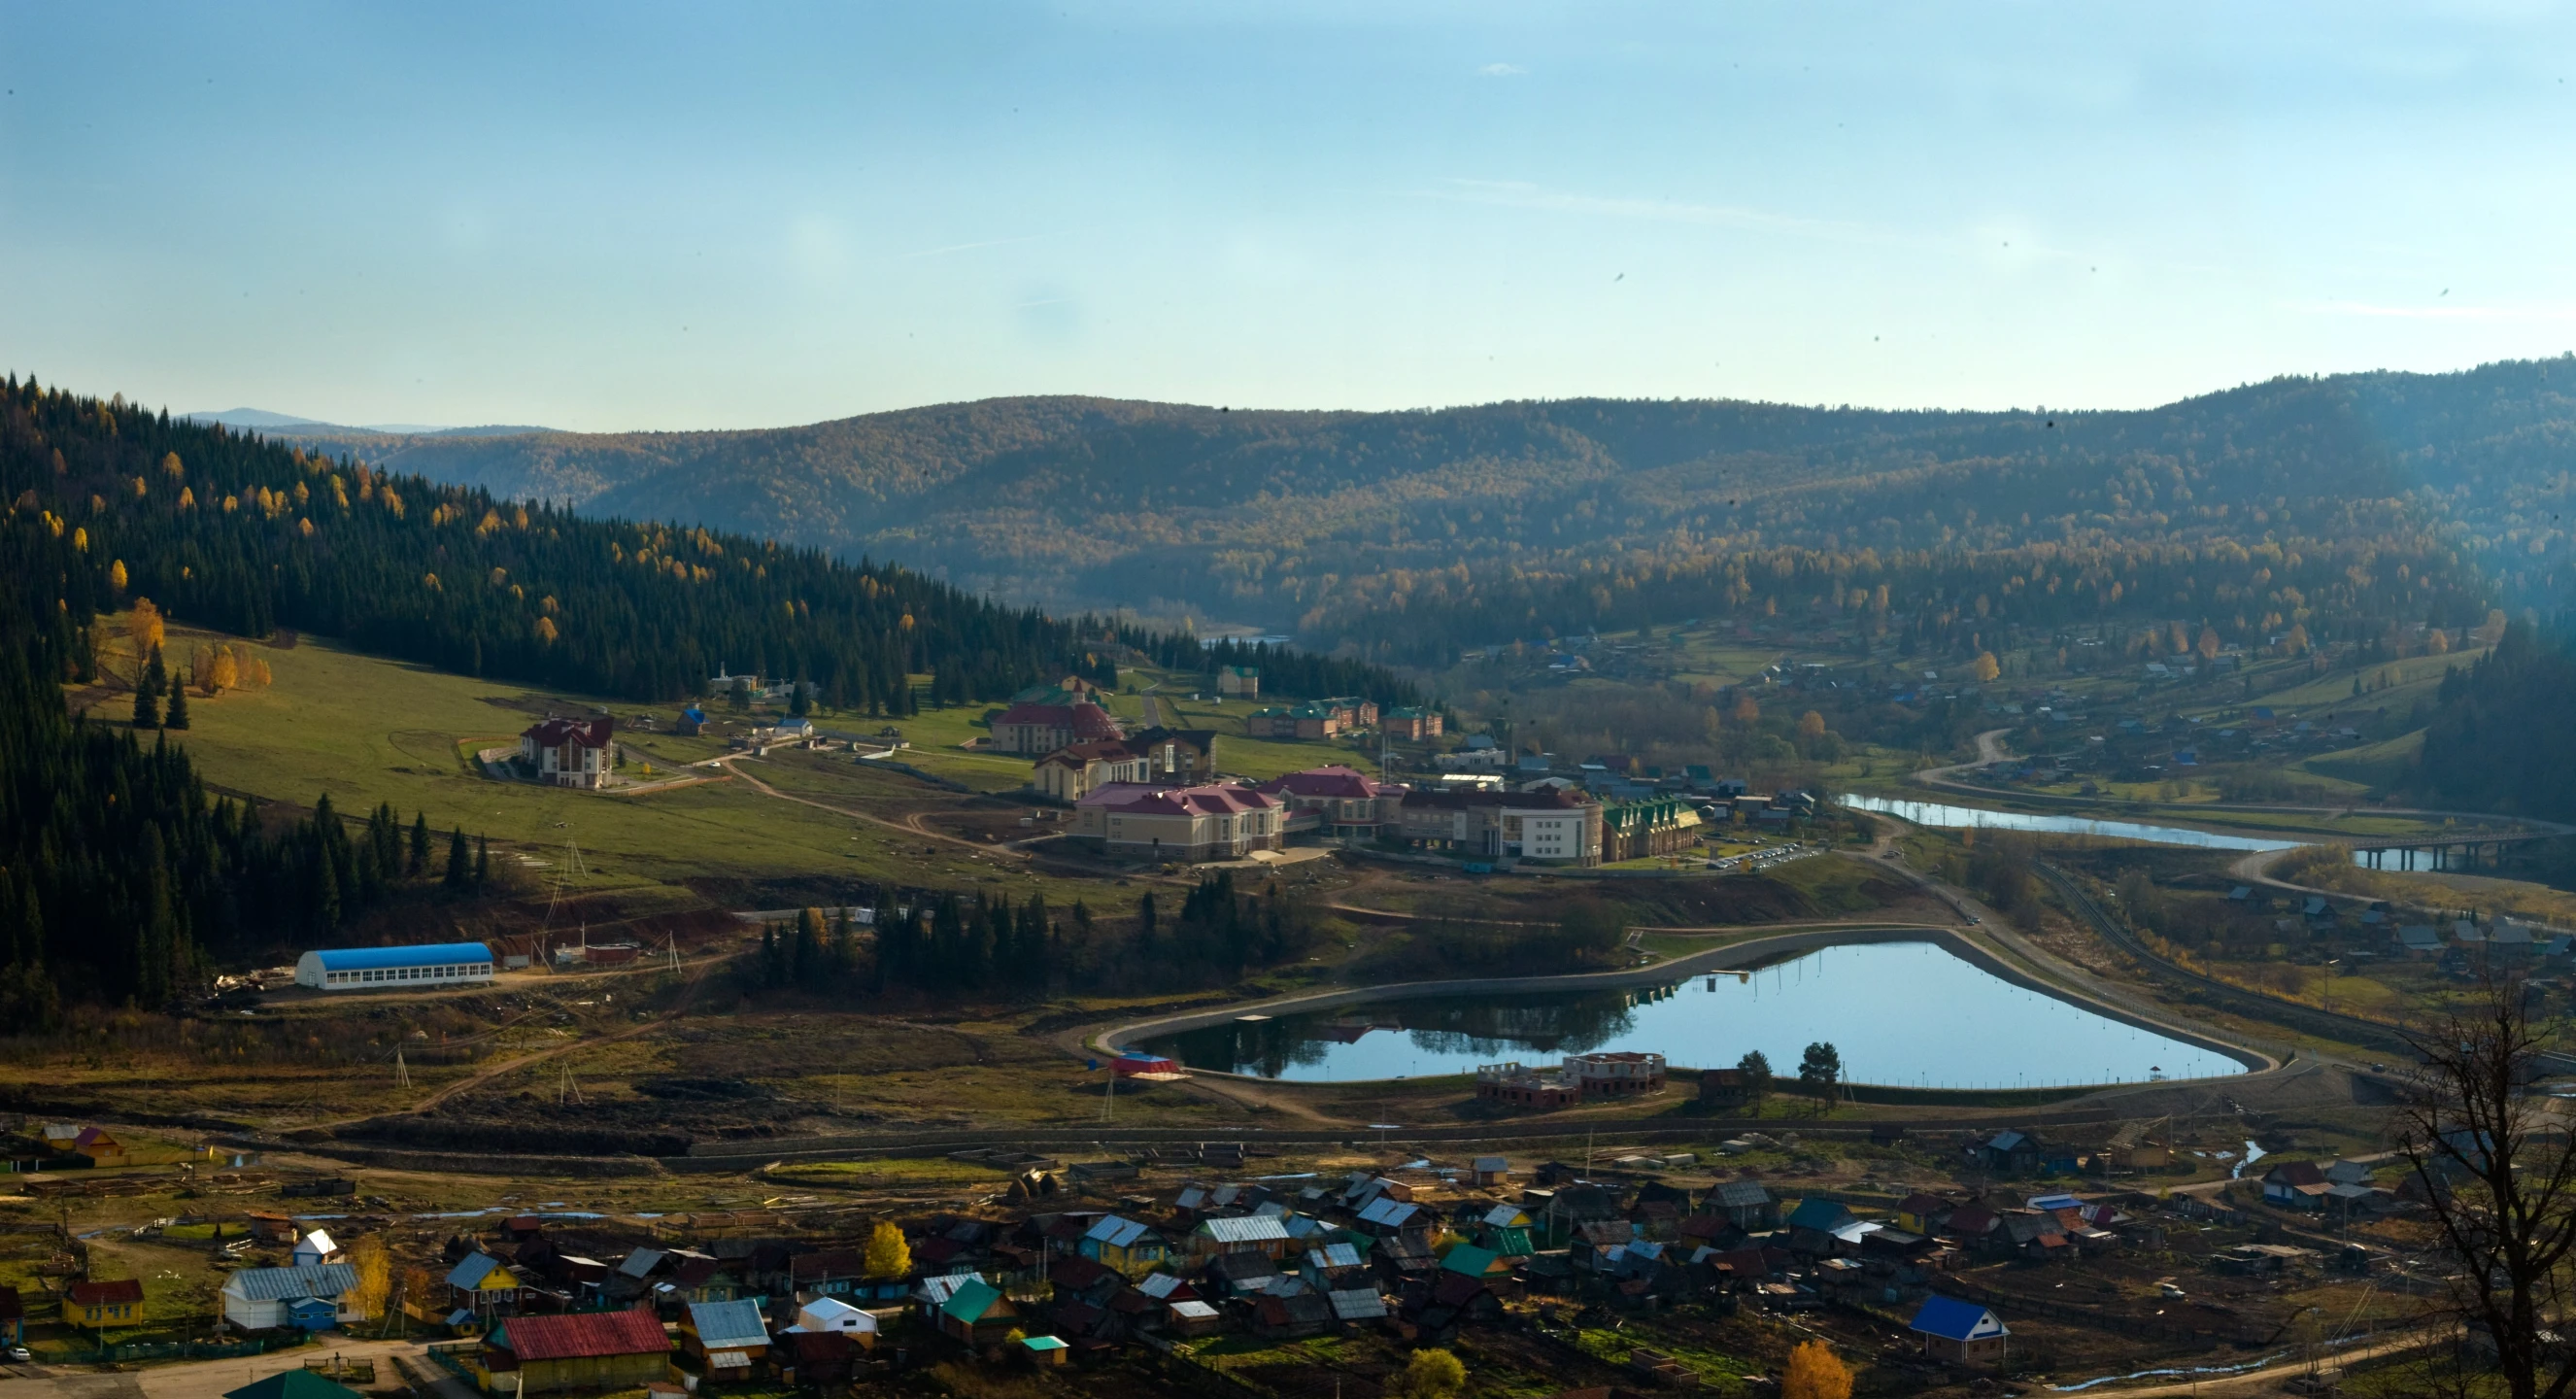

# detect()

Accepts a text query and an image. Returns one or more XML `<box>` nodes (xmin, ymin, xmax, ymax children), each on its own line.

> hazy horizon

<box><xmin>10</xmin><ymin>3</ymin><xmax>2576</xmax><ymax>432</ymax></box>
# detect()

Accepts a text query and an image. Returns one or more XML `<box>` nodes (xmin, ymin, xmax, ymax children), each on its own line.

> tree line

<box><xmin>2412</xmin><ymin>619</ymin><xmax>2576</xmax><ymax>821</ymax></box>
<box><xmin>744</xmin><ymin>872</ymin><xmax>1322</xmax><ymax>999</ymax></box>
<box><xmin>0</xmin><ymin>602</ymin><xmax>495</xmax><ymax>1025</ymax></box>
<box><xmin>2</xmin><ymin>379</ymin><xmax>1072</xmax><ymax>709</ymax></box>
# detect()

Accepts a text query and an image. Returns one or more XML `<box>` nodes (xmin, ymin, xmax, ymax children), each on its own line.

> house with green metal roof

<box><xmin>934</xmin><ymin>1277</ymin><xmax>1020</xmax><ymax>1346</ymax></box>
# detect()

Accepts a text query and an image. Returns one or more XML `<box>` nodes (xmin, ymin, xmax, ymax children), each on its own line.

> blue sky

<box><xmin>5</xmin><ymin>1</ymin><xmax>2576</xmax><ymax>431</ymax></box>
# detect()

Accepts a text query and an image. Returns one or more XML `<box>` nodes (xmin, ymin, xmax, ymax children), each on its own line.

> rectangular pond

<box><xmin>1136</xmin><ymin>940</ymin><xmax>2246</xmax><ymax>1087</ymax></box>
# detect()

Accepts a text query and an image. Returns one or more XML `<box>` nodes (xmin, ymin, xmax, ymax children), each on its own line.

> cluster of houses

<box><xmin>1060</xmin><ymin>765</ymin><xmax>1615</xmax><ymax>867</ymax></box>
<box><xmin>329</xmin><ymin>1159</ymin><xmax>2045</xmax><ymax>1384</ymax></box>
<box><xmin>1244</xmin><ymin>698</ymin><xmax>1381</xmax><ymax>740</ymax></box>
<box><xmin>1049</xmin><ymin>756</ymin><xmax>1825</xmax><ymax>868</ymax></box>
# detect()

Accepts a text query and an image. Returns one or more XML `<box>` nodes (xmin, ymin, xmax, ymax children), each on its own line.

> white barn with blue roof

<box><xmin>1910</xmin><ymin>1294</ymin><xmax>2010</xmax><ymax>1366</ymax></box>
<box><xmin>295</xmin><ymin>941</ymin><xmax>496</xmax><ymax>992</ymax></box>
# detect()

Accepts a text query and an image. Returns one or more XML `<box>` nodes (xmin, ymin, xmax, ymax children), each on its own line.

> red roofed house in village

<box><xmin>1072</xmin><ymin>783</ymin><xmax>1283</xmax><ymax>862</ymax></box>
<box><xmin>65</xmin><ymin>1279</ymin><xmax>143</xmax><ymax>1331</ymax></box>
<box><xmin>1254</xmin><ymin>767</ymin><xmax>1401</xmax><ymax>840</ymax></box>
<box><xmin>993</xmin><ymin>680</ymin><xmax>1125</xmax><ymax>756</ymax></box>
<box><xmin>482</xmin><ymin>1308</ymin><xmax>672</xmax><ymax>1393</ymax></box>
<box><xmin>519</xmin><ymin>718</ymin><xmax>616</xmax><ymax>789</ymax></box>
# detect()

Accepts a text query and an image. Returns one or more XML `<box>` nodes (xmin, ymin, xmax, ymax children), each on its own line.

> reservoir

<box><xmin>1135</xmin><ymin>940</ymin><xmax>2247</xmax><ymax>1086</ymax></box>
<box><xmin>1839</xmin><ymin>795</ymin><xmax>2304</xmax><ymax>853</ymax></box>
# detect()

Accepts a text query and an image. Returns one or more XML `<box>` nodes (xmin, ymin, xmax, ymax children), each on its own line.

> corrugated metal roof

<box><xmin>1201</xmin><ymin>1215</ymin><xmax>1289</xmax><ymax>1244</ymax></box>
<box><xmin>1327</xmin><ymin>1289</ymin><xmax>1387</xmax><ymax>1320</ymax></box>
<box><xmin>1357</xmin><ymin>1198</ymin><xmax>1417</xmax><ymax>1226</ymax></box>
<box><xmin>307</xmin><ymin>942</ymin><xmax>492</xmax><ymax>972</ymax></box>
<box><xmin>1087</xmin><ymin>1215</ymin><xmax>1156</xmax><ymax>1247</ymax></box>
<box><xmin>496</xmin><ymin>1310</ymin><xmax>670</xmax><ymax>1361</ymax></box>
<box><xmin>445</xmin><ymin>1253</ymin><xmax>509</xmax><ymax>1290</ymax></box>
<box><xmin>224</xmin><ymin>1264</ymin><xmax>358</xmax><ymax>1302</ymax></box>
<box><xmin>687</xmin><ymin>1299</ymin><xmax>770</xmax><ymax>1350</ymax></box>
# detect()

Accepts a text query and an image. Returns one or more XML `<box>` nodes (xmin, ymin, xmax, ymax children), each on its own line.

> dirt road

<box><xmin>0</xmin><ymin>1339</ymin><xmax>475</xmax><ymax>1399</ymax></box>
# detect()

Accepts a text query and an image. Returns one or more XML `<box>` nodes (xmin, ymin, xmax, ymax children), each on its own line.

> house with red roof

<box><xmin>518</xmin><ymin>717</ymin><xmax>616</xmax><ymax>789</ymax></box>
<box><xmin>992</xmin><ymin>679</ymin><xmax>1127</xmax><ymax>755</ymax></box>
<box><xmin>1071</xmin><ymin>782</ymin><xmax>1283</xmax><ymax>862</ymax></box>
<box><xmin>481</xmin><ymin>1308</ymin><xmax>672</xmax><ymax>1393</ymax></box>
<box><xmin>65</xmin><ymin>1279</ymin><xmax>143</xmax><ymax>1331</ymax></box>
<box><xmin>1254</xmin><ymin>766</ymin><xmax>1401</xmax><ymax>839</ymax></box>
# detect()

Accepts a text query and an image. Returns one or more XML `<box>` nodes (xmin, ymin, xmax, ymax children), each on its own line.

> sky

<box><xmin>6</xmin><ymin>1</ymin><xmax>2576</xmax><ymax>432</ymax></box>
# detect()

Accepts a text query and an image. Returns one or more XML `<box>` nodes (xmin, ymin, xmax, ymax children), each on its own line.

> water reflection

<box><xmin>1840</xmin><ymin>795</ymin><xmax>2303</xmax><ymax>853</ymax></box>
<box><xmin>1138</xmin><ymin>941</ymin><xmax>2246</xmax><ymax>1086</ymax></box>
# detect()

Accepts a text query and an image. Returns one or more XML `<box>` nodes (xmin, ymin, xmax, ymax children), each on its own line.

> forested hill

<box><xmin>0</xmin><ymin>378</ymin><xmax>1088</xmax><ymax>709</ymax></box>
<box><xmin>275</xmin><ymin>358</ymin><xmax>2576</xmax><ymax>645</ymax></box>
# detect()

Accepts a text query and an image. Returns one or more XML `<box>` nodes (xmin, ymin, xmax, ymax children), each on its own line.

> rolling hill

<box><xmin>254</xmin><ymin>358</ymin><xmax>2576</xmax><ymax>645</ymax></box>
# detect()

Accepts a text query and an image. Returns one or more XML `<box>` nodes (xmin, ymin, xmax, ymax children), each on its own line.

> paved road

<box><xmin>0</xmin><ymin>1338</ymin><xmax>473</xmax><ymax>1399</ymax></box>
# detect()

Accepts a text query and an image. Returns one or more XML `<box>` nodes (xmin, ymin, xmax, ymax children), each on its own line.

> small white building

<box><xmin>794</xmin><ymin>1296</ymin><xmax>879</xmax><ymax>1343</ymax></box>
<box><xmin>291</xmin><ymin>1229</ymin><xmax>342</xmax><ymax>1266</ymax></box>
<box><xmin>220</xmin><ymin>1263</ymin><xmax>362</xmax><ymax>1331</ymax></box>
<box><xmin>294</xmin><ymin>942</ymin><xmax>496</xmax><ymax>992</ymax></box>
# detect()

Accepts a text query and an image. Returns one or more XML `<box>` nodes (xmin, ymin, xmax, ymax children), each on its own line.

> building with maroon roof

<box><xmin>482</xmin><ymin>1308</ymin><xmax>672</xmax><ymax>1393</ymax></box>
<box><xmin>1071</xmin><ymin>782</ymin><xmax>1283</xmax><ymax>862</ymax></box>
<box><xmin>1254</xmin><ymin>766</ymin><xmax>1401</xmax><ymax>839</ymax></box>
<box><xmin>993</xmin><ymin>695</ymin><xmax>1125</xmax><ymax>756</ymax></box>
<box><xmin>519</xmin><ymin>717</ymin><xmax>616</xmax><ymax>789</ymax></box>
<box><xmin>1395</xmin><ymin>786</ymin><xmax>1603</xmax><ymax>866</ymax></box>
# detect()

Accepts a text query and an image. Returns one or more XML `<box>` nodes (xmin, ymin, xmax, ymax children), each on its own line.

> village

<box><xmin>492</xmin><ymin>667</ymin><xmax>1835</xmax><ymax>873</ymax></box>
<box><xmin>0</xmin><ymin>1094</ymin><xmax>2433</xmax><ymax>1399</ymax></box>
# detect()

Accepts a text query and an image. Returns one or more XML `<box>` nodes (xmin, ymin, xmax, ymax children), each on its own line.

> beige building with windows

<box><xmin>1072</xmin><ymin>782</ymin><xmax>1284</xmax><ymax>862</ymax></box>
<box><xmin>1396</xmin><ymin>787</ymin><xmax>1603</xmax><ymax>866</ymax></box>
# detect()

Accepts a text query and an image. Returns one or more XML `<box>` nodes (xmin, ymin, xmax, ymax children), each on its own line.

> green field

<box><xmin>2299</xmin><ymin>729</ymin><xmax>2426</xmax><ymax>789</ymax></box>
<box><xmin>124</xmin><ymin>622</ymin><xmax>1139</xmax><ymax>910</ymax></box>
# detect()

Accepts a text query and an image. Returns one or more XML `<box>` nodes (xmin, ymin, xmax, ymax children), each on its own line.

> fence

<box><xmin>425</xmin><ymin>1341</ymin><xmax>487</xmax><ymax>1388</ymax></box>
<box><xmin>41</xmin><ymin>1333</ymin><xmax>305</xmax><ymax>1366</ymax></box>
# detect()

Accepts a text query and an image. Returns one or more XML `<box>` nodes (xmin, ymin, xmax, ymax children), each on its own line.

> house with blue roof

<box><xmin>1910</xmin><ymin>1295</ymin><xmax>2009</xmax><ymax>1366</ymax></box>
<box><xmin>220</xmin><ymin>1264</ymin><xmax>362</xmax><ymax>1331</ymax></box>
<box><xmin>294</xmin><ymin>941</ymin><xmax>494</xmax><ymax>992</ymax></box>
<box><xmin>1080</xmin><ymin>1215</ymin><xmax>1169</xmax><ymax>1275</ymax></box>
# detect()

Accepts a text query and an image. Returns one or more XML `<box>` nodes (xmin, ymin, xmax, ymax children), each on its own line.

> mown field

<box><xmin>119</xmin><ymin>619</ymin><xmax>1144</xmax><ymax>913</ymax></box>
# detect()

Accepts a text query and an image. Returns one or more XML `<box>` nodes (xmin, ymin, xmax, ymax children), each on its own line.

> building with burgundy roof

<box><xmin>1254</xmin><ymin>766</ymin><xmax>1402</xmax><ymax>840</ymax></box>
<box><xmin>993</xmin><ymin>694</ymin><xmax>1125</xmax><ymax>756</ymax></box>
<box><xmin>1034</xmin><ymin>727</ymin><xmax>1222</xmax><ymax>802</ymax></box>
<box><xmin>518</xmin><ymin>717</ymin><xmax>616</xmax><ymax>789</ymax></box>
<box><xmin>1071</xmin><ymin>782</ymin><xmax>1283</xmax><ymax>862</ymax></box>
<box><xmin>1395</xmin><ymin>785</ymin><xmax>1603</xmax><ymax>866</ymax></box>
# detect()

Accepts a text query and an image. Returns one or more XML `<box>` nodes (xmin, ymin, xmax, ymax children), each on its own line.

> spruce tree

<box><xmin>131</xmin><ymin>673</ymin><xmax>159</xmax><ymax>730</ymax></box>
<box><xmin>409</xmin><ymin>811</ymin><xmax>430</xmax><ymax>876</ymax></box>
<box><xmin>163</xmin><ymin>680</ymin><xmax>188</xmax><ymax>730</ymax></box>
<box><xmin>445</xmin><ymin>827</ymin><xmax>470</xmax><ymax>889</ymax></box>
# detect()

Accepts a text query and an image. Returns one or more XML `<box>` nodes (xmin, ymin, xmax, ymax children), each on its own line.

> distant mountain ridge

<box><xmin>227</xmin><ymin>359</ymin><xmax>2576</xmax><ymax>640</ymax></box>
<box><xmin>185</xmin><ymin>408</ymin><xmax>556</xmax><ymax>438</ymax></box>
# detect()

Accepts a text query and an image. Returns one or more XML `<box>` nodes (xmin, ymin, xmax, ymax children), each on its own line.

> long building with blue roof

<box><xmin>294</xmin><ymin>941</ymin><xmax>495</xmax><ymax>992</ymax></box>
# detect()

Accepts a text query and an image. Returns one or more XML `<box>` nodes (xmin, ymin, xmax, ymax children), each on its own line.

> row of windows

<box><xmin>322</xmin><ymin>963</ymin><xmax>494</xmax><ymax>985</ymax></box>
